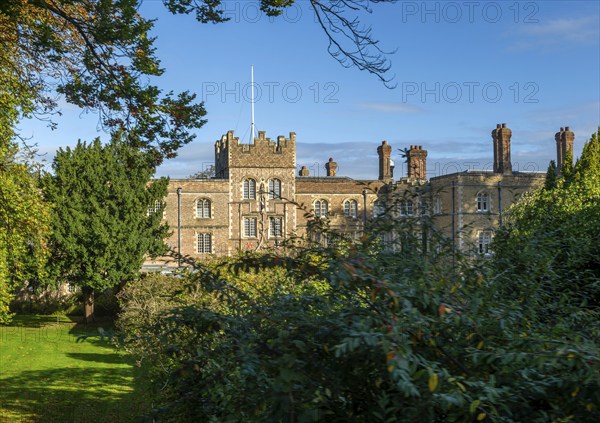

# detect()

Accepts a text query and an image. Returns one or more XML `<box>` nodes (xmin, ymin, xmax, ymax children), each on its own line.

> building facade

<box><xmin>144</xmin><ymin>124</ymin><xmax>574</xmax><ymax>270</ymax></box>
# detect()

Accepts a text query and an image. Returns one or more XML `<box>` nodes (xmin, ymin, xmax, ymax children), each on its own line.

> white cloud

<box><xmin>508</xmin><ymin>16</ymin><xmax>600</xmax><ymax>51</ymax></box>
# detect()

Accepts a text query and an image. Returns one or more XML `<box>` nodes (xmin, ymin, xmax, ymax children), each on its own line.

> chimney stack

<box><xmin>492</xmin><ymin>123</ymin><xmax>512</xmax><ymax>174</ymax></box>
<box><xmin>407</xmin><ymin>145</ymin><xmax>428</xmax><ymax>180</ymax></box>
<box><xmin>299</xmin><ymin>165</ymin><xmax>310</xmax><ymax>176</ymax></box>
<box><xmin>556</xmin><ymin>126</ymin><xmax>574</xmax><ymax>173</ymax></box>
<box><xmin>377</xmin><ymin>141</ymin><xmax>392</xmax><ymax>180</ymax></box>
<box><xmin>325</xmin><ymin>157</ymin><xmax>337</xmax><ymax>177</ymax></box>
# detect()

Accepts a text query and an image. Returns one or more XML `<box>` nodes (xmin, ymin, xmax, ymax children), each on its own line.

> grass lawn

<box><xmin>0</xmin><ymin>315</ymin><xmax>153</xmax><ymax>423</ymax></box>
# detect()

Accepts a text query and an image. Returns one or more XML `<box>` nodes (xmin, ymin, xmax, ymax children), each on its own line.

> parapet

<box><xmin>216</xmin><ymin>130</ymin><xmax>297</xmax><ymax>169</ymax></box>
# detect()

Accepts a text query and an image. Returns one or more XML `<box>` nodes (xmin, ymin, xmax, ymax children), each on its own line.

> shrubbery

<box><xmin>118</xmin><ymin>131</ymin><xmax>600</xmax><ymax>422</ymax></box>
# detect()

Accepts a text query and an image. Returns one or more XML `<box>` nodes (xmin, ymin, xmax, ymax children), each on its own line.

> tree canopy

<box><xmin>1</xmin><ymin>0</ymin><xmax>394</xmax><ymax>161</ymax></box>
<box><xmin>493</xmin><ymin>128</ymin><xmax>600</xmax><ymax>329</ymax></box>
<box><xmin>0</xmin><ymin>140</ymin><xmax>50</xmax><ymax>323</ymax></box>
<box><xmin>44</xmin><ymin>137</ymin><xmax>170</xmax><ymax>321</ymax></box>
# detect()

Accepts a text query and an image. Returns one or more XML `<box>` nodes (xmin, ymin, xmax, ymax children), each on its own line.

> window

<box><xmin>314</xmin><ymin>200</ymin><xmax>328</xmax><ymax>218</ymax></box>
<box><xmin>148</xmin><ymin>200</ymin><xmax>162</xmax><ymax>215</ymax></box>
<box><xmin>477</xmin><ymin>192</ymin><xmax>489</xmax><ymax>212</ymax></box>
<box><xmin>270</xmin><ymin>217</ymin><xmax>283</xmax><ymax>238</ymax></box>
<box><xmin>433</xmin><ymin>196</ymin><xmax>442</xmax><ymax>215</ymax></box>
<box><xmin>373</xmin><ymin>201</ymin><xmax>385</xmax><ymax>218</ymax></box>
<box><xmin>269</xmin><ymin>179</ymin><xmax>282</xmax><ymax>199</ymax></box>
<box><xmin>196</xmin><ymin>199</ymin><xmax>211</xmax><ymax>218</ymax></box>
<box><xmin>420</xmin><ymin>200</ymin><xmax>428</xmax><ymax>216</ymax></box>
<box><xmin>244</xmin><ymin>218</ymin><xmax>257</xmax><ymax>237</ymax></box>
<box><xmin>478</xmin><ymin>231</ymin><xmax>492</xmax><ymax>255</ymax></box>
<box><xmin>197</xmin><ymin>233</ymin><xmax>212</xmax><ymax>254</ymax></box>
<box><xmin>343</xmin><ymin>199</ymin><xmax>358</xmax><ymax>218</ymax></box>
<box><xmin>243</xmin><ymin>179</ymin><xmax>256</xmax><ymax>199</ymax></box>
<box><xmin>400</xmin><ymin>200</ymin><xmax>413</xmax><ymax>216</ymax></box>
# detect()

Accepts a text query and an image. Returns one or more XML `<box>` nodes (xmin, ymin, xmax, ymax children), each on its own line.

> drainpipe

<box><xmin>497</xmin><ymin>181</ymin><xmax>503</xmax><ymax>227</ymax></box>
<box><xmin>451</xmin><ymin>181</ymin><xmax>456</xmax><ymax>271</ymax></box>
<box><xmin>177</xmin><ymin>187</ymin><xmax>182</xmax><ymax>268</ymax></box>
<box><xmin>362</xmin><ymin>190</ymin><xmax>368</xmax><ymax>227</ymax></box>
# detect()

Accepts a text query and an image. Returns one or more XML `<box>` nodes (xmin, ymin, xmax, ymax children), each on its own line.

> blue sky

<box><xmin>22</xmin><ymin>0</ymin><xmax>600</xmax><ymax>179</ymax></box>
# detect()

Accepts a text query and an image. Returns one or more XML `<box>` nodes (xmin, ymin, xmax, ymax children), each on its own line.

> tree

<box><xmin>1</xmin><ymin>0</ymin><xmax>393</xmax><ymax>157</ymax></box>
<box><xmin>189</xmin><ymin>164</ymin><xmax>215</xmax><ymax>179</ymax></box>
<box><xmin>544</xmin><ymin>160</ymin><xmax>557</xmax><ymax>190</ymax></box>
<box><xmin>493</xmin><ymin>128</ymin><xmax>600</xmax><ymax>328</ymax></box>
<box><xmin>1</xmin><ymin>0</ymin><xmax>206</xmax><ymax>163</ymax></box>
<box><xmin>0</xmin><ymin>139</ymin><xmax>50</xmax><ymax>323</ymax></box>
<box><xmin>44</xmin><ymin>137</ymin><xmax>169</xmax><ymax>322</ymax></box>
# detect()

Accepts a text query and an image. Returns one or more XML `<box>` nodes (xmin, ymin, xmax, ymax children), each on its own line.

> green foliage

<box><xmin>43</xmin><ymin>138</ymin><xmax>169</xmax><ymax>319</ymax></box>
<box><xmin>0</xmin><ymin>140</ymin><xmax>50</xmax><ymax>323</ymax></box>
<box><xmin>1</xmin><ymin>0</ymin><xmax>206</xmax><ymax>162</ymax></box>
<box><xmin>544</xmin><ymin>160</ymin><xmax>557</xmax><ymax>190</ymax></box>
<box><xmin>119</xmin><ymin>214</ymin><xmax>600</xmax><ymax>422</ymax></box>
<box><xmin>493</xmin><ymin>128</ymin><xmax>600</xmax><ymax>330</ymax></box>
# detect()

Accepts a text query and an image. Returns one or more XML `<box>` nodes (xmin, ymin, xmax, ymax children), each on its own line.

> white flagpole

<box><xmin>251</xmin><ymin>65</ymin><xmax>255</xmax><ymax>140</ymax></box>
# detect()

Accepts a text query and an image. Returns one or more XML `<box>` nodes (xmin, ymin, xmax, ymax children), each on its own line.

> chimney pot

<box><xmin>560</xmin><ymin>127</ymin><xmax>564</xmax><ymax>131</ymax></box>
<box><xmin>565</xmin><ymin>126</ymin><xmax>570</xmax><ymax>131</ymax></box>
<box><xmin>502</xmin><ymin>123</ymin><xmax>507</xmax><ymax>128</ymax></box>
<box><xmin>497</xmin><ymin>124</ymin><xmax>501</xmax><ymax>128</ymax></box>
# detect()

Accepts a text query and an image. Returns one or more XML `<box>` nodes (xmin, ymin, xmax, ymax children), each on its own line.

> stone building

<box><xmin>143</xmin><ymin>124</ymin><xmax>573</xmax><ymax>270</ymax></box>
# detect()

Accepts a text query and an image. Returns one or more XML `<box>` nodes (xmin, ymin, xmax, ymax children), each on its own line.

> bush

<box><xmin>118</xmin><ymin>177</ymin><xmax>600</xmax><ymax>422</ymax></box>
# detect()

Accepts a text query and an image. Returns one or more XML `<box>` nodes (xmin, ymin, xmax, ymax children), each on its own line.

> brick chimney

<box><xmin>492</xmin><ymin>123</ymin><xmax>512</xmax><ymax>174</ymax></box>
<box><xmin>299</xmin><ymin>165</ymin><xmax>309</xmax><ymax>176</ymax></box>
<box><xmin>555</xmin><ymin>126</ymin><xmax>575</xmax><ymax>173</ymax></box>
<box><xmin>325</xmin><ymin>157</ymin><xmax>337</xmax><ymax>177</ymax></box>
<box><xmin>377</xmin><ymin>140</ymin><xmax>392</xmax><ymax>180</ymax></box>
<box><xmin>407</xmin><ymin>145</ymin><xmax>427</xmax><ymax>180</ymax></box>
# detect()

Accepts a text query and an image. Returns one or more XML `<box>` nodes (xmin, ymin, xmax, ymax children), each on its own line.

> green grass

<box><xmin>0</xmin><ymin>315</ymin><xmax>152</xmax><ymax>423</ymax></box>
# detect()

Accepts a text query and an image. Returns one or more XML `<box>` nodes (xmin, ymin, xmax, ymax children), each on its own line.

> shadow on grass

<box><xmin>0</xmin><ymin>366</ymin><xmax>152</xmax><ymax>423</ymax></box>
<box><xmin>65</xmin><ymin>352</ymin><xmax>127</xmax><ymax>364</ymax></box>
<box><xmin>4</xmin><ymin>315</ymin><xmax>81</xmax><ymax>328</ymax></box>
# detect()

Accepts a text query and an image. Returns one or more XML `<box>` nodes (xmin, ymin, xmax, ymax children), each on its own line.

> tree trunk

<box><xmin>83</xmin><ymin>286</ymin><xmax>95</xmax><ymax>324</ymax></box>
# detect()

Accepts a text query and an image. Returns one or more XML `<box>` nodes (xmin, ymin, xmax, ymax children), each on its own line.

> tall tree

<box><xmin>1</xmin><ymin>0</ymin><xmax>393</xmax><ymax>158</ymax></box>
<box><xmin>44</xmin><ymin>137</ymin><xmax>169</xmax><ymax>322</ymax></box>
<box><xmin>493</xmin><ymin>128</ymin><xmax>600</xmax><ymax>326</ymax></box>
<box><xmin>0</xmin><ymin>139</ymin><xmax>50</xmax><ymax>323</ymax></box>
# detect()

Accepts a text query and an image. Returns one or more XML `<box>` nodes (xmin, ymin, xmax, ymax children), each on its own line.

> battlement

<box><xmin>214</xmin><ymin>130</ymin><xmax>297</xmax><ymax>178</ymax></box>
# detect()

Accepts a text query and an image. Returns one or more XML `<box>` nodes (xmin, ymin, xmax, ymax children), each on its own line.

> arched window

<box><xmin>344</xmin><ymin>199</ymin><xmax>358</xmax><ymax>218</ymax></box>
<box><xmin>197</xmin><ymin>233</ymin><xmax>212</xmax><ymax>254</ymax></box>
<box><xmin>314</xmin><ymin>199</ymin><xmax>328</xmax><ymax>218</ymax></box>
<box><xmin>477</xmin><ymin>192</ymin><xmax>489</xmax><ymax>212</ymax></box>
<box><xmin>196</xmin><ymin>199</ymin><xmax>211</xmax><ymax>218</ymax></box>
<box><xmin>269</xmin><ymin>179</ymin><xmax>282</xmax><ymax>199</ymax></box>
<box><xmin>243</xmin><ymin>178</ymin><xmax>256</xmax><ymax>199</ymax></box>
<box><xmin>400</xmin><ymin>200</ymin><xmax>413</xmax><ymax>216</ymax></box>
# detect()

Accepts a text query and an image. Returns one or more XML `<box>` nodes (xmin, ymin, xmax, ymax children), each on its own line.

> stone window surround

<box><xmin>195</xmin><ymin>198</ymin><xmax>212</xmax><ymax>219</ymax></box>
<box><xmin>196</xmin><ymin>232</ymin><xmax>213</xmax><ymax>254</ymax></box>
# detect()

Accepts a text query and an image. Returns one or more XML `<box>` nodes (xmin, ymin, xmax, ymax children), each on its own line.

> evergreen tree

<box><xmin>544</xmin><ymin>160</ymin><xmax>557</xmax><ymax>190</ymax></box>
<box><xmin>44</xmin><ymin>138</ymin><xmax>169</xmax><ymax>322</ymax></box>
<box><xmin>561</xmin><ymin>149</ymin><xmax>574</xmax><ymax>184</ymax></box>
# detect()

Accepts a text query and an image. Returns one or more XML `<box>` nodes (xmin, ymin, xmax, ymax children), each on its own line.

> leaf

<box><xmin>477</xmin><ymin>412</ymin><xmax>486</xmax><ymax>421</ymax></box>
<box><xmin>428</xmin><ymin>372</ymin><xmax>438</xmax><ymax>392</ymax></box>
<box><xmin>470</xmin><ymin>400</ymin><xmax>481</xmax><ymax>414</ymax></box>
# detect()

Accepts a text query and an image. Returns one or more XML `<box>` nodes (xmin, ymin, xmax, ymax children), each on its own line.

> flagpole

<box><xmin>251</xmin><ymin>64</ymin><xmax>255</xmax><ymax>140</ymax></box>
